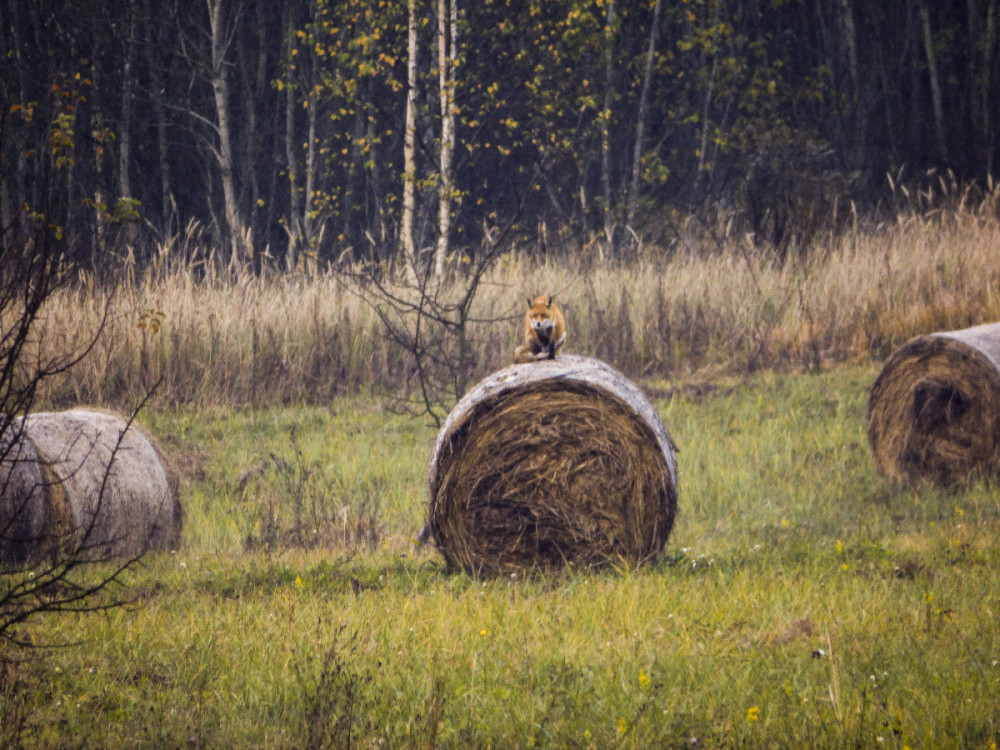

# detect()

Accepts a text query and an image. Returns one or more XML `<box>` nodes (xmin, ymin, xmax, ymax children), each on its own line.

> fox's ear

<box><xmin>526</xmin><ymin>296</ymin><xmax>532</xmax><ymax>307</ymax></box>
<box><xmin>547</xmin><ymin>295</ymin><xmax>554</xmax><ymax>307</ymax></box>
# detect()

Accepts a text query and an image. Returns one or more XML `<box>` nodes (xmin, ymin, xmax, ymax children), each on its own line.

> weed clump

<box><xmin>239</xmin><ymin>428</ymin><xmax>382</xmax><ymax>552</ymax></box>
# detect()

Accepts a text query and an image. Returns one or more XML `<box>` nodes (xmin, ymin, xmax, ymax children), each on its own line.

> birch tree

<box><xmin>600</xmin><ymin>0</ymin><xmax>617</xmax><ymax>254</ymax></box>
<box><xmin>207</xmin><ymin>0</ymin><xmax>249</xmax><ymax>262</ymax></box>
<box><xmin>626</xmin><ymin>0</ymin><xmax>662</xmax><ymax>233</ymax></box>
<box><xmin>401</xmin><ymin>0</ymin><xmax>419</xmax><ymax>280</ymax></box>
<box><xmin>433</xmin><ymin>0</ymin><xmax>458</xmax><ymax>278</ymax></box>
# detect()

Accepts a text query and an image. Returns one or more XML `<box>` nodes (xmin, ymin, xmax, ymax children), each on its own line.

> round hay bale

<box><xmin>1</xmin><ymin>409</ymin><xmax>182</xmax><ymax>563</ymax></box>
<box><xmin>867</xmin><ymin>322</ymin><xmax>1000</xmax><ymax>484</ymax></box>
<box><xmin>0</xmin><ymin>422</ymin><xmax>49</xmax><ymax>566</ymax></box>
<box><xmin>426</xmin><ymin>355</ymin><xmax>678</xmax><ymax>576</ymax></box>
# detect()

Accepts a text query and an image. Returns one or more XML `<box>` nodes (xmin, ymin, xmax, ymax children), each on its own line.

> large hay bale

<box><xmin>867</xmin><ymin>322</ymin><xmax>1000</xmax><ymax>484</ymax></box>
<box><xmin>0</xmin><ymin>409</ymin><xmax>181</xmax><ymax>564</ymax></box>
<box><xmin>426</xmin><ymin>355</ymin><xmax>678</xmax><ymax>576</ymax></box>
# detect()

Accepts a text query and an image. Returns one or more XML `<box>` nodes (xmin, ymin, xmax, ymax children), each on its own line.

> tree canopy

<box><xmin>2</xmin><ymin>0</ymin><xmax>996</xmax><ymax>270</ymax></box>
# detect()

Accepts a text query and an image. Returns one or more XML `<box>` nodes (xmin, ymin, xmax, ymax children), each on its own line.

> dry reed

<box><xmin>15</xmin><ymin>198</ymin><xmax>1000</xmax><ymax>407</ymax></box>
<box><xmin>425</xmin><ymin>355</ymin><xmax>678</xmax><ymax>576</ymax></box>
<box><xmin>867</xmin><ymin>322</ymin><xmax>1000</xmax><ymax>484</ymax></box>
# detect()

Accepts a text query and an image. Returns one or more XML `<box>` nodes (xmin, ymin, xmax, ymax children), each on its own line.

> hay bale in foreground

<box><xmin>426</xmin><ymin>355</ymin><xmax>678</xmax><ymax>576</ymax></box>
<box><xmin>867</xmin><ymin>322</ymin><xmax>1000</xmax><ymax>484</ymax></box>
<box><xmin>0</xmin><ymin>409</ymin><xmax>181</xmax><ymax>565</ymax></box>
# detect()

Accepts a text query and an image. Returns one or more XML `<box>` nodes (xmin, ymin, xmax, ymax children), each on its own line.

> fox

<box><xmin>513</xmin><ymin>295</ymin><xmax>566</xmax><ymax>363</ymax></box>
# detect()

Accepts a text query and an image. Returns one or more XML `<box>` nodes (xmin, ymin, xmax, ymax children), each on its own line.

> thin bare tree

<box><xmin>433</xmin><ymin>0</ymin><xmax>458</xmax><ymax>278</ymax></box>
<box><xmin>626</xmin><ymin>0</ymin><xmax>662</xmax><ymax>234</ymax></box>
<box><xmin>206</xmin><ymin>0</ymin><xmax>249</xmax><ymax>263</ymax></box>
<box><xmin>401</xmin><ymin>0</ymin><xmax>420</xmax><ymax>282</ymax></box>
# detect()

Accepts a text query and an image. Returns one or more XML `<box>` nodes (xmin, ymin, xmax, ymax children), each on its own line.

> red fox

<box><xmin>514</xmin><ymin>295</ymin><xmax>566</xmax><ymax>363</ymax></box>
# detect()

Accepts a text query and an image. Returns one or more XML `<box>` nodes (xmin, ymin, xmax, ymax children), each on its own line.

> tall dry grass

<box><xmin>26</xmin><ymin>194</ymin><xmax>1000</xmax><ymax>407</ymax></box>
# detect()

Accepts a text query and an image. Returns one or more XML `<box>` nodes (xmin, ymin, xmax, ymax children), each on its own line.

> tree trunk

<box><xmin>835</xmin><ymin>0</ymin><xmax>858</xmax><ymax>88</ymax></box>
<box><xmin>969</xmin><ymin>0</ymin><xmax>998</xmax><ymax>174</ymax></box>
<box><xmin>693</xmin><ymin>0</ymin><xmax>722</xmax><ymax>199</ymax></box>
<box><xmin>402</xmin><ymin>0</ymin><xmax>419</xmax><ymax>282</ymax></box>
<box><xmin>626</xmin><ymin>0</ymin><xmax>661</xmax><ymax>232</ymax></box>
<box><xmin>119</xmin><ymin>0</ymin><xmax>135</xmax><ymax>203</ymax></box>
<box><xmin>600</xmin><ymin>0</ymin><xmax>616</xmax><ymax>255</ymax></box>
<box><xmin>303</xmin><ymin>82</ymin><xmax>318</xmax><ymax>262</ymax></box>
<box><xmin>433</xmin><ymin>0</ymin><xmax>457</xmax><ymax>279</ymax></box>
<box><xmin>207</xmin><ymin>0</ymin><xmax>248</xmax><ymax>263</ymax></box>
<box><xmin>918</xmin><ymin>0</ymin><xmax>948</xmax><ymax>162</ymax></box>
<box><xmin>282</xmin><ymin>4</ymin><xmax>302</xmax><ymax>263</ymax></box>
<box><xmin>143</xmin><ymin>0</ymin><xmax>173</xmax><ymax>233</ymax></box>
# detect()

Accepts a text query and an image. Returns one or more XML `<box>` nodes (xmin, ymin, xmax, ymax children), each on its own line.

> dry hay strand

<box><xmin>1</xmin><ymin>409</ymin><xmax>181</xmax><ymax>565</ymax></box>
<box><xmin>427</xmin><ymin>355</ymin><xmax>678</xmax><ymax>576</ymax></box>
<box><xmin>867</xmin><ymin>322</ymin><xmax>1000</xmax><ymax>485</ymax></box>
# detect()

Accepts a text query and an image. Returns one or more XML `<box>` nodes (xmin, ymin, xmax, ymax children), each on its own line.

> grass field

<box><xmin>4</xmin><ymin>363</ymin><xmax>999</xmax><ymax>748</ymax></box>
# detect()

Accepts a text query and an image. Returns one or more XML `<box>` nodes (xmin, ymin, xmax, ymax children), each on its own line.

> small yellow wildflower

<box><xmin>747</xmin><ymin>706</ymin><xmax>760</xmax><ymax>723</ymax></box>
<box><xmin>479</xmin><ymin>628</ymin><xmax>487</xmax><ymax>636</ymax></box>
<box><xmin>294</xmin><ymin>576</ymin><xmax>303</xmax><ymax>588</ymax></box>
<box><xmin>781</xmin><ymin>518</ymin><xmax>789</xmax><ymax>528</ymax></box>
<box><xmin>841</xmin><ymin>564</ymin><xmax>848</xmax><ymax>571</ymax></box>
<box><xmin>835</xmin><ymin>540</ymin><xmax>843</xmax><ymax>554</ymax></box>
<box><xmin>639</xmin><ymin>668</ymin><xmax>651</xmax><ymax>687</ymax></box>
<box><xmin>617</xmin><ymin>718</ymin><xmax>628</xmax><ymax>735</ymax></box>
<box><xmin>954</xmin><ymin>506</ymin><xmax>964</xmax><ymax>517</ymax></box>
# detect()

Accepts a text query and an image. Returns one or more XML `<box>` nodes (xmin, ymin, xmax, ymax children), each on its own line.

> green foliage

<box><xmin>5</xmin><ymin>0</ymin><xmax>999</xmax><ymax>263</ymax></box>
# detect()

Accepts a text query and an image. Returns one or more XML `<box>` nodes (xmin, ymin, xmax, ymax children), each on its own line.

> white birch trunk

<box><xmin>303</xmin><ymin>84</ymin><xmax>317</xmax><ymax>260</ymax></box>
<box><xmin>402</xmin><ymin>0</ymin><xmax>419</xmax><ymax>283</ymax></box>
<box><xmin>433</xmin><ymin>0</ymin><xmax>457</xmax><ymax>279</ymax></box>
<box><xmin>119</xmin><ymin>0</ymin><xmax>136</xmax><ymax>203</ymax></box>
<box><xmin>283</xmin><ymin>5</ymin><xmax>301</xmax><ymax>264</ymax></box>
<box><xmin>626</xmin><ymin>0</ymin><xmax>661</xmax><ymax>230</ymax></box>
<box><xmin>207</xmin><ymin>0</ymin><xmax>248</xmax><ymax>262</ymax></box>
<box><xmin>600</xmin><ymin>0</ymin><xmax>616</xmax><ymax>254</ymax></box>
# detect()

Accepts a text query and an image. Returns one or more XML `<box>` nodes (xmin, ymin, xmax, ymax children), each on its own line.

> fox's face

<box><xmin>514</xmin><ymin>294</ymin><xmax>565</xmax><ymax>363</ymax></box>
<box><xmin>527</xmin><ymin>296</ymin><xmax>557</xmax><ymax>337</ymax></box>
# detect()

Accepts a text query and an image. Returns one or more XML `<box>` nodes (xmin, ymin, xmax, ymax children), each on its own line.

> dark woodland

<box><xmin>2</xmin><ymin>0</ymin><xmax>997</xmax><ymax>270</ymax></box>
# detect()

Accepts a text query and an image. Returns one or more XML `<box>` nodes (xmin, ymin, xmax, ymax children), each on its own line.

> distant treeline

<box><xmin>2</xmin><ymin>0</ymin><xmax>997</xmax><ymax>269</ymax></box>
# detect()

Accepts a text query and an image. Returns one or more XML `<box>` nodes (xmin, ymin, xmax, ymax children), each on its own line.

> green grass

<box><xmin>5</xmin><ymin>364</ymin><xmax>1000</xmax><ymax>748</ymax></box>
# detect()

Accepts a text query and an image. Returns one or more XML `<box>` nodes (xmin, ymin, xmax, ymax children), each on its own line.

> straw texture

<box><xmin>1</xmin><ymin>409</ymin><xmax>181</xmax><ymax>564</ymax></box>
<box><xmin>426</xmin><ymin>355</ymin><xmax>678</xmax><ymax>576</ymax></box>
<box><xmin>867</xmin><ymin>322</ymin><xmax>1000</xmax><ymax>484</ymax></box>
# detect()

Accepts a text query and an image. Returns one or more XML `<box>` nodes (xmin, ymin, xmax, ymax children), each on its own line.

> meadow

<box><xmin>2</xmin><ymin>365</ymin><xmax>998</xmax><ymax>748</ymax></box>
<box><xmin>3</xmin><ymin>194</ymin><xmax>1000</xmax><ymax>747</ymax></box>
